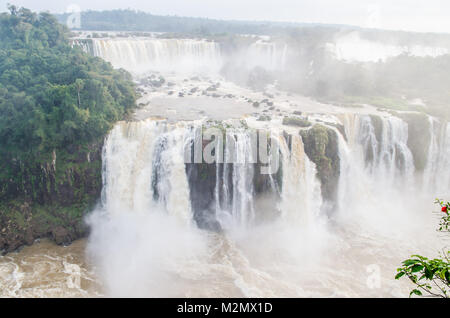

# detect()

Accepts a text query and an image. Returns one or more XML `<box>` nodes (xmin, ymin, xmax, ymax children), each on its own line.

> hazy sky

<box><xmin>1</xmin><ymin>0</ymin><xmax>450</xmax><ymax>34</ymax></box>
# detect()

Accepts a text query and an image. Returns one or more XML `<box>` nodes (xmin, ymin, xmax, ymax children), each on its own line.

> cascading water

<box><xmin>80</xmin><ymin>110</ymin><xmax>447</xmax><ymax>297</ymax></box>
<box><xmin>334</xmin><ymin>112</ymin><xmax>442</xmax><ymax>243</ymax></box>
<box><xmin>216</xmin><ymin>129</ymin><xmax>257</xmax><ymax>229</ymax></box>
<box><xmin>277</xmin><ymin>134</ymin><xmax>322</xmax><ymax>227</ymax></box>
<box><xmin>90</xmin><ymin>38</ymin><xmax>223</xmax><ymax>74</ymax></box>
<box><xmin>340</xmin><ymin>114</ymin><xmax>414</xmax><ymax>191</ymax></box>
<box><xmin>99</xmin><ymin>119</ymin><xmax>321</xmax><ymax>230</ymax></box>
<box><xmin>423</xmin><ymin>117</ymin><xmax>450</xmax><ymax>196</ymax></box>
<box><xmin>100</xmin><ymin>119</ymin><xmax>193</xmax><ymax>224</ymax></box>
<box><xmin>245</xmin><ymin>40</ymin><xmax>288</xmax><ymax>71</ymax></box>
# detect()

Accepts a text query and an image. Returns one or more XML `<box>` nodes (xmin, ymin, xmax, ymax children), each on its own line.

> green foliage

<box><xmin>396</xmin><ymin>254</ymin><xmax>450</xmax><ymax>298</ymax></box>
<box><xmin>282</xmin><ymin>116</ymin><xmax>312</xmax><ymax>128</ymax></box>
<box><xmin>299</xmin><ymin>125</ymin><xmax>340</xmax><ymax>202</ymax></box>
<box><xmin>395</xmin><ymin>200</ymin><xmax>450</xmax><ymax>298</ymax></box>
<box><xmin>0</xmin><ymin>7</ymin><xmax>136</xmax><ymax>200</ymax></box>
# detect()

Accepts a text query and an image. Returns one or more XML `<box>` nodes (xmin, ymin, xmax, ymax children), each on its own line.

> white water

<box><xmin>423</xmin><ymin>118</ymin><xmax>450</xmax><ymax>196</ymax></box>
<box><xmin>91</xmin><ymin>38</ymin><xmax>223</xmax><ymax>74</ymax></box>
<box><xmin>75</xmin><ymin>37</ymin><xmax>290</xmax><ymax>74</ymax></box>
<box><xmin>277</xmin><ymin>134</ymin><xmax>322</xmax><ymax>228</ymax></box>
<box><xmin>336</xmin><ymin>114</ymin><xmax>425</xmax><ymax>234</ymax></box>
<box><xmin>245</xmin><ymin>40</ymin><xmax>288</xmax><ymax>71</ymax></box>
<box><xmin>100</xmin><ymin>119</ymin><xmax>193</xmax><ymax>223</ymax></box>
<box><xmin>82</xmin><ymin>112</ymin><xmax>446</xmax><ymax>297</ymax></box>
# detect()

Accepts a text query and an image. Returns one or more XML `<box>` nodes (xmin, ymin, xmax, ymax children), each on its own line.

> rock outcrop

<box><xmin>0</xmin><ymin>141</ymin><xmax>103</xmax><ymax>254</ymax></box>
<box><xmin>300</xmin><ymin>124</ymin><xmax>340</xmax><ymax>206</ymax></box>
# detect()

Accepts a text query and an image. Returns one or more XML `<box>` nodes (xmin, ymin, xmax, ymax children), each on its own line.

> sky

<box><xmin>1</xmin><ymin>0</ymin><xmax>450</xmax><ymax>34</ymax></box>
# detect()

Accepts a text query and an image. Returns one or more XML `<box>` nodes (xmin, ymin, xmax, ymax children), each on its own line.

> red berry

<box><xmin>442</xmin><ymin>206</ymin><xmax>448</xmax><ymax>213</ymax></box>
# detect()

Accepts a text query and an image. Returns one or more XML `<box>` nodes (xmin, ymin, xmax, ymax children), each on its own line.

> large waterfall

<box><xmin>84</xmin><ymin>110</ymin><xmax>447</xmax><ymax>296</ymax></box>
<box><xmin>72</xmin><ymin>37</ymin><xmax>290</xmax><ymax>74</ymax></box>
<box><xmin>90</xmin><ymin>38</ymin><xmax>223</xmax><ymax>74</ymax></box>
<box><xmin>97</xmin><ymin>119</ymin><xmax>321</xmax><ymax>231</ymax></box>
<box><xmin>100</xmin><ymin>120</ymin><xmax>193</xmax><ymax>224</ymax></box>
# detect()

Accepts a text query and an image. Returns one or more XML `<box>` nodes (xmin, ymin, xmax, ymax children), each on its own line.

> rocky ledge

<box><xmin>0</xmin><ymin>142</ymin><xmax>103</xmax><ymax>254</ymax></box>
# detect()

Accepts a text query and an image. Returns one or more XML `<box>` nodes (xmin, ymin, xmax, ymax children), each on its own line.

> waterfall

<box><xmin>423</xmin><ymin>118</ymin><xmax>450</xmax><ymax>195</ymax></box>
<box><xmin>100</xmin><ymin>118</ymin><xmax>324</xmax><ymax>231</ymax></box>
<box><xmin>88</xmin><ymin>112</ymin><xmax>448</xmax><ymax>297</ymax></box>
<box><xmin>245</xmin><ymin>40</ymin><xmax>288</xmax><ymax>71</ymax></box>
<box><xmin>90</xmin><ymin>38</ymin><xmax>223</xmax><ymax>74</ymax></box>
<box><xmin>335</xmin><ymin>113</ymin><xmax>418</xmax><ymax>230</ymax></box>
<box><xmin>342</xmin><ymin>114</ymin><xmax>414</xmax><ymax>187</ymax></box>
<box><xmin>278</xmin><ymin>134</ymin><xmax>322</xmax><ymax>227</ymax></box>
<box><xmin>220</xmin><ymin>130</ymin><xmax>257</xmax><ymax>229</ymax></box>
<box><xmin>101</xmin><ymin>119</ymin><xmax>193</xmax><ymax>225</ymax></box>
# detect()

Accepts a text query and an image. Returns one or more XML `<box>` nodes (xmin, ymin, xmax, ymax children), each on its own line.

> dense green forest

<box><xmin>0</xmin><ymin>6</ymin><xmax>135</xmax><ymax>162</ymax></box>
<box><xmin>0</xmin><ymin>6</ymin><xmax>136</xmax><ymax>252</ymax></box>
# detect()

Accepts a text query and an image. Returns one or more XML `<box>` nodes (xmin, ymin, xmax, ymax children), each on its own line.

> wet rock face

<box><xmin>184</xmin><ymin>128</ymin><xmax>282</xmax><ymax>231</ymax></box>
<box><xmin>300</xmin><ymin>125</ymin><xmax>340</xmax><ymax>206</ymax></box>
<box><xmin>51</xmin><ymin>226</ymin><xmax>71</xmax><ymax>245</ymax></box>
<box><xmin>0</xmin><ymin>141</ymin><xmax>102</xmax><ymax>253</ymax></box>
<box><xmin>185</xmin><ymin>162</ymin><xmax>222</xmax><ymax>232</ymax></box>
<box><xmin>185</xmin><ymin>160</ymin><xmax>281</xmax><ymax>231</ymax></box>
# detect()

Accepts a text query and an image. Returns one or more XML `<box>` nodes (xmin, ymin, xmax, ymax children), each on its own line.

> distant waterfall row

<box><xmin>91</xmin><ymin>38</ymin><xmax>222</xmax><ymax>74</ymax></box>
<box><xmin>71</xmin><ymin>38</ymin><xmax>289</xmax><ymax>74</ymax></box>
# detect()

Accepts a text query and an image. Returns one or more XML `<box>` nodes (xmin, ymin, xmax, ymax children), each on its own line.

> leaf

<box><xmin>403</xmin><ymin>259</ymin><xmax>419</xmax><ymax>266</ymax></box>
<box><xmin>424</xmin><ymin>267</ymin><xmax>434</xmax><ymax>280</ymax></box>
<box><xmin>410</xmin><ymin>289</ymin><xmax>422</xmax><ymax>297</ymax></box>
<box><xmin>411</xmin><ymin>265</ymin><xmax>424</xmax><ymax>273</ymax></box>
<box><xmin>395</xmin><ymin>272</ymin><xmax>405</xmax><ymax>279</ymax></box>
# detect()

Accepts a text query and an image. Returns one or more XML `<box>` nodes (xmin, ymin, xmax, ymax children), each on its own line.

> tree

<box><xmin>0</xmin><ymin>7</ymin><xmax>137</xmax><ymax>200</ymax></box>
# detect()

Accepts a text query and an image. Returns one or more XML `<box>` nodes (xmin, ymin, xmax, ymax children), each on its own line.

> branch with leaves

<box><xmin>395</xmin><ymin>200</ymin><xmax>449</xmax><ymax>298</ymax></box>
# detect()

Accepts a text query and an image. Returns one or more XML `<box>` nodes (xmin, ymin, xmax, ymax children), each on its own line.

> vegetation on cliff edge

<box><xmin>0</xmin><ymin>6</ymin><xmax>137</xmax><ymax>252</ymax></box>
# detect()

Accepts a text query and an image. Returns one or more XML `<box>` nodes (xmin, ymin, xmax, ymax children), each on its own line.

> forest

<box><xmin>0</xmin><ymin>6</ymin><xmax>136</xmax><ymax>251</ymax></box>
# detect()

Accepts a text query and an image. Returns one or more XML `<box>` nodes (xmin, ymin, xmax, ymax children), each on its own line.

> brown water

<box><xmin>0</xmin><ymin>222</ymin><xmax>441</xmax><ymax>298</ymax></box>
<box><xmin>0</xmin><ymin>239</ymin><xmax>101</xmax><ymax>297</ymax></box>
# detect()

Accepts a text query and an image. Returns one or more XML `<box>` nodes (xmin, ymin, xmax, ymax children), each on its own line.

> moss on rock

<box><xmin>0</xmin><ymin>141</ymin><xmax>103</xmax><ymax>254</ymax></box>
<box><xmin>282</xmin><ymin>116</ymin><xmax>312</xmax><ymax>128</ymax></box>
<box><xmin>300</xmin><ymin>124</ymin><xmax>340</xmax><ymax>205</ymax></box>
